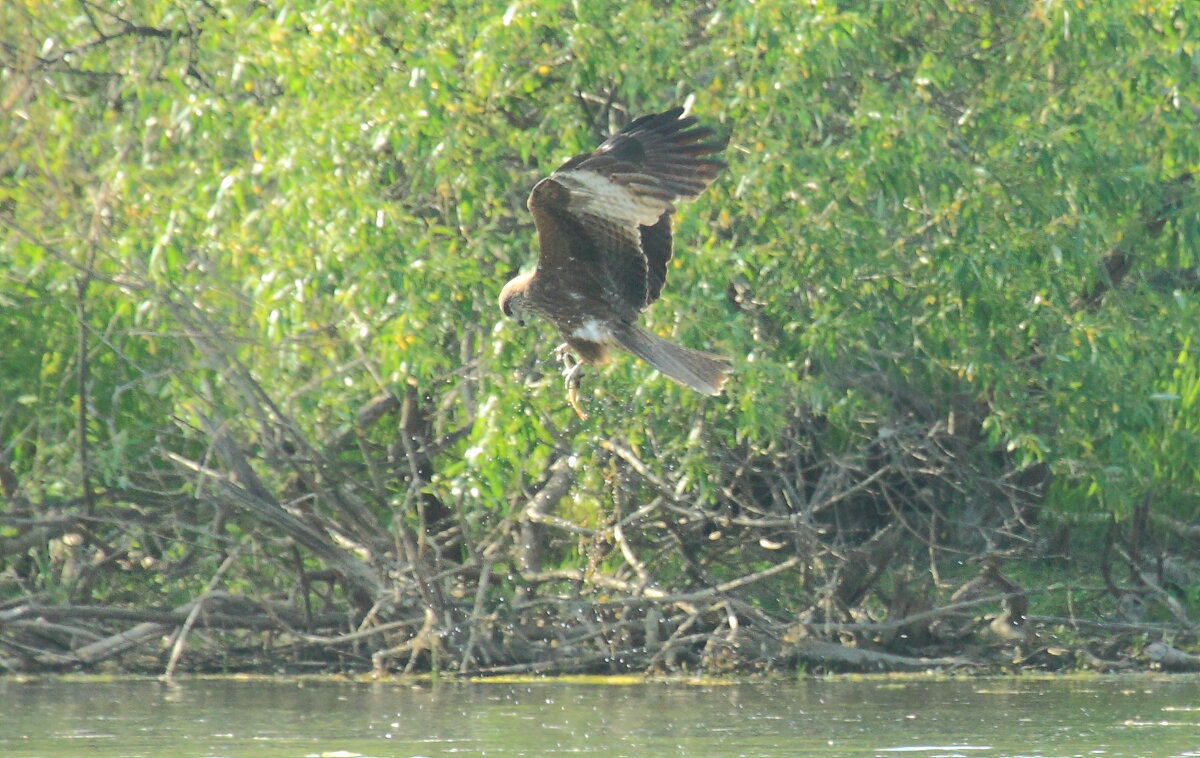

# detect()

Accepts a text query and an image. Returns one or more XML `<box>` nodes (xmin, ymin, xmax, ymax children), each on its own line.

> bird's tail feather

<box><xmin>613</xmin><ymin>324</ymin><xmax>730</xmax><ymax>395</ymax></box>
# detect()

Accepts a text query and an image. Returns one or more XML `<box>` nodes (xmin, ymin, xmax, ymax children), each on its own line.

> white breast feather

<box><xmin>557</xmin><ymin>170</ymin><xmax>666</xmax><ymax>228</ymax></box>
<box><xmin>571</xmin><ymin>318</ymin><xmax>612</xmax><ymax>343</ymax></box>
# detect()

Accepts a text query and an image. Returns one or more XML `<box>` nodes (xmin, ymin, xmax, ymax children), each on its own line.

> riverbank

<box><xmin>4</xmin><ymin>516</ymin><xmax>1197</xmax><ymax>678</ymax></box>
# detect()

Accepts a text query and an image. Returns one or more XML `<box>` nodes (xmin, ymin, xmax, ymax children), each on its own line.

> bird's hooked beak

<box><xmin>499</xmin><ymin>293</ymin><xmax>526</xmax><ymax>327</ymax></box>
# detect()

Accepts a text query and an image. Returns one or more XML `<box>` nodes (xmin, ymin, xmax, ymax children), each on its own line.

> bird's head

<box><xmin>498</xmin><ymin>272</ymin><xmax>535</xmax><ymax>328</ymax></box>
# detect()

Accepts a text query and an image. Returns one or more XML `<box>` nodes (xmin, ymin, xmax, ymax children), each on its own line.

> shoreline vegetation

<box><xmin>2</xmin><ymin>1</ymin><xmax>1198</xmax><ymax>677</ymax></box>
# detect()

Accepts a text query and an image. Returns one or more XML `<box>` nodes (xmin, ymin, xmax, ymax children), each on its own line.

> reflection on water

<box><xmin>2</xmin><ymin>675</ymin><xmax>1199</xmax><ymax>757</ymax></box>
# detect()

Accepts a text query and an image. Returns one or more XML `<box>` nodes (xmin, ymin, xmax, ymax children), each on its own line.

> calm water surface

<box><xmin>2</xmin><ymin>675</ymin><xmax>1199</xmax><ymax>757</ymax></box>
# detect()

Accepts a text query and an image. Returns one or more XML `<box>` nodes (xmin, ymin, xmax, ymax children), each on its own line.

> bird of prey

<box><xmin>498</xmin><ymin>106</ymin><xmax>730</xmax><ymax>416</ymax></box>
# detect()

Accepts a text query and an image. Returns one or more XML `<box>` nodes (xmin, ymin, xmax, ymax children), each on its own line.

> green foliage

<box><xmin>1</xmin><ymin>0</ymin><xmax>1197</xmax><ymax>619</ymax></box>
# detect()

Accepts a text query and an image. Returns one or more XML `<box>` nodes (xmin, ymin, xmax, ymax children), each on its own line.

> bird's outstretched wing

<box><xmin>527</xmin><ymin>107</ymin><xmax>727</xmax><ymax>314</ymax></box>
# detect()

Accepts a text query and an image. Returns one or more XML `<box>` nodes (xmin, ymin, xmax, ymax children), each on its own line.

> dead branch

<box><xmin>791</xmin><ymin>639</ymin><xmax>970</xmax><ymax>672</ymax></box>
<box><xmin>1144</xmin><ymin>642</ymin><xmax>1200</xmax><ymax>672</ymax></box>
<box><xmin>165</xmin><ymin>415</ymin><xmax>385</xmax><ymax>604</ymax></box>
<box><xmin>163</xmin><ymin>549</ymin><xmax>240</xmax><ymax>680</ymax></box>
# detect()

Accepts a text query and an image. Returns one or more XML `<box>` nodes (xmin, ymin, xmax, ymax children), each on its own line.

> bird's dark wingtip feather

<box><xmin>620</xmin><ymin>106</ymin><xmax>688</xmax><ymax>133</ymax></box>
<box><xmin>620</xmin><ymin>107</ymin><xmax>714</xmax><ymax>140</ymax></box>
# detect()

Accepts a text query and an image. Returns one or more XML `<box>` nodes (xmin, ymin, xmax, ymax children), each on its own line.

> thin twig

<box><xmin>163</xmin><ymin>548</ymin><xmax>241</xmax><ymax>681</ymax></box>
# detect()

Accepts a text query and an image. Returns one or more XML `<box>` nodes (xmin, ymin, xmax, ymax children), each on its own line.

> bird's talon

<box><xmin>564</xmin><ymin>361</ymin><xmax>587</xmax><ymax>420</ymax></box>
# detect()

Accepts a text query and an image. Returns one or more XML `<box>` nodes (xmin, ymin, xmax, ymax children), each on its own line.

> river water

<box><xmin>2</xmin><ymin>675</ymin><xmax>1198</xmax><ymax>757</ymax></box>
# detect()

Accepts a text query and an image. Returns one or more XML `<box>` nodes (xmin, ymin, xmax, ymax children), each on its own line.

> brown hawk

<box><xmin>498</xmin><ymin>107</ymin><xmax>730</xmax><ymax>415</ymax></box>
